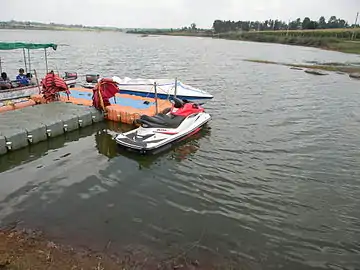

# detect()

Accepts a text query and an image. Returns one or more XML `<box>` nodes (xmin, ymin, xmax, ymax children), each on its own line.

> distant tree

<box><xmin>242</xmin><ymin>21</ymin><xmax>250</xmax><ymax>31</ymax></box>
<box><xmin>302</xmin><ymin>17</ymin><xmax>311</xmax><ymax>29</ymax></box>
<box><xmin>211</xmin><ymin>15</ymin><xmax>349</xmax><ymax>33</ymax></box>
<box><xmin>338</xmin><ymin>19</ymin><xmax>348</xmax><ymax>28</ymax></box>
<box><xmin>212</xmin><ymin>20</ymin><xmax>223</xmax><ymax>33</ymax></box>
<box><xmin>274</xmin><ymin>20</ymin><xmax>281</xmax><ymax>30</ymax></box>
<box><xmin>269</xmin><ymin>19</ymin><xmax>274</xmax><ymax>29</ymax></box>
<box><xmin>289</xmin><ymin>20</ymin><xmax>298</xmax><ymax>30</ymax></box>
<box><xmin>328</xmin><ymin>16</ymin><xmax>338</xmax><ymax>28</ymax></box>
<box><xmin>190</xmin><ymin>23</ymin><xmax>197</xmax><ymax>31</ymax></box>
<box><xmin>307</xmin><ymin>21</ymin><xmax>318</xmax><ymax>29</ymax></box>
<box><xmin>288</xmin><ymin>21</ymin><xmax>296</xmax><ymax>30</ymax></box>
<box><xmin>318</xmin><ymin>16</ymin><xmax>327</xmax><ymax>28</ymax></box>
<box><xmin>263</xmin><ymin>20</ymin><xmax>268</xmax><ymax>29</ymax></box>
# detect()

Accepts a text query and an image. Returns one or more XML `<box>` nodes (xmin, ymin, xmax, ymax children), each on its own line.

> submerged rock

<box><xmin>290</xmin><ymin>67</ymin><xmax>303</xmax><ymax>70</ymax></box>
<box><xmin>304</xmin><ymin>69</ymin><xmax>329</xmax><ymax>76</ymax></box>
<box><xmin>349</xmin><ymin>73</ymin><xmax>360</xmax><ymax>79</ymax></box>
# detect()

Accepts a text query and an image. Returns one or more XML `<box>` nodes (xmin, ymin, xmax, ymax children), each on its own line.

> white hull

<box><xmin>0</xmin><ymin>78</ymin><xmax>77</xmax><ymax>101</ymax></box>
<box><xmin>115</xmin><ymin>112</ymin><xmax>211</xmax><ymax>153</ymax></box>
<box><xmin>79</xmin><ymin>82</ymin><xmax>96</xmax><ymax>89</ymax></box>
<box><xmin>113</xmin><ymin>77</ymin><xmax>213</xmax><ymax>102</ymax></box>
<box><xmin>0</xmin><ymin>85</ymin><xmax>40</xmax><ymax>101</ymax></box>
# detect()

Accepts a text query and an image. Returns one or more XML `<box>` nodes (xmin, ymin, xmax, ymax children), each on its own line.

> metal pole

<box><xmin>27</xmin><ymin>49</ymin><xmax>31</xmax><ymax>73</ymax></box>
<box><xmin>352</xmin><ymin>12</ymin><xmax>359</xmax><ymax>40</ymax></box>
<box><xmin>174</xmin><ymin>77</ymin><xmax>177</xmax><ymax>98</ymax></box>
<box><xmin>0</xmin><ymin>57</ymin><xmax>2</xmax><ymax>73</ymax></box>
<box><xmin>33</xmin><ymin>69</ymin><xmax>41</xmax><ymax>94</ymax></box>
<box><xmin>44</xmin><ymin>48</ymin><xmax>48</xmax><ymax>73</ymax></box>
<box><xmin>286</xmin><ymin>19</ymin><xmax>290</xmax><ymax>36</ymax></box>
<box><xmin>154</xmin><ymin>82</ymin><xmax>158</xmax><ymax>114</ymax></box>
<box><xmin>22</xmin><ymin>48</ymin><xmax>28</xmax><ymax>73</ymax></box>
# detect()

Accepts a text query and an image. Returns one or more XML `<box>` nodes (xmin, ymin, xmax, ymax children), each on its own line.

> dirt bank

<box><xmin>0</xmin><ymin>228</ymin><xmax>236</xmax><ymax>270</ymax></box>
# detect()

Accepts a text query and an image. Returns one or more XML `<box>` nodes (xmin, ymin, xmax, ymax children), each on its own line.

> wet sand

<box><xmin>0</xmin><ymin>227</ymin><xmax>233</xmax><ymax>270</ymax></box>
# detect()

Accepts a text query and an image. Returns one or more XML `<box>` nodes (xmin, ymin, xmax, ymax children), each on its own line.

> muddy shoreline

<box><xmin>0</xmin><ymin>226</ymin><xmax>239</xmax><ymax>270</ymax></box>
<box><xmin>243</xmin><ymin>59</ymin><xmax>360</xmax><ymax>78</ymax></box>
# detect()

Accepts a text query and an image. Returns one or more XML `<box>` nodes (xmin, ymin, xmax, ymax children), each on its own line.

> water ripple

<box><xmin>1</xmin><ymin>30</ymin><xmax>360</xmax><ymax>270</ymax></box>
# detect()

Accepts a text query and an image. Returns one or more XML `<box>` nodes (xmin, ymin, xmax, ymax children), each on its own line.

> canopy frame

<box><xmin>0</xmin><ymin>42</ymin><xmax>57</xmax><ymax>51</ymax></box>
<box><xmin>22</xmin><ymin>48</ymin><xmax>28</xmax><ymax>73</ymax></box>
<box><xmin>0</xmin><ymin>42</ymin><xmax>58</xmax><ymax>76</ymax></box>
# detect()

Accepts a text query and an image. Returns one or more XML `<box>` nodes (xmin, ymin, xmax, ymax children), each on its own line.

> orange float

<box><xmin>30</xmin><ymin>86</ymin><xmax>172</xmax><ymax>125</ymax></box>
<box><xmin>30</xmin><ymin>94</ymin><xmax>46</xmax><ymax>104</ymax></box>
<box><xmin>0</xmin><ymin>98</ymin><xmax>37</xmax><ymax>113</ymax></box>
<box><xmin>13</xmin><ymin>99</ymin><xmax>36</xmax><ymax>109</ymax></box>
<box><xmin>0</xmin><ymin>105</ymin><xmax>14</xmax><ymax>113</ymax></box>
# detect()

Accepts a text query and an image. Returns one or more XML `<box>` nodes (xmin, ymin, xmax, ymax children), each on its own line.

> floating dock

<box><xmin>32</xmin><ymin>87</ymin><xmax>172</xmax><ymax>125</ymax></box>
<box><xmin>0</xmin><ymin>102</ymin><xmax>103</xmax><ymax>155</ymax></box>
<box><xmin>0</xmin><ymin>87</ymin><xmax>174</xmax><ymax>155</ymax></box>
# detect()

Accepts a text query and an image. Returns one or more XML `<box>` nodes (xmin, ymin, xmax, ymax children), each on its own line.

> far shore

<box><xmin>128</xmin><ymin>29</ymin><xmax>360</xmax><ymax>55</ymax></box>
<box><xmin>2</xmin><ymin>25</ymin><xmax>360</xmax><ymax>55</ymax></box>
<box><xmin>0</xmin><ymin>26</ymin><xmax>123</xmax><ymax>32</ymax></box>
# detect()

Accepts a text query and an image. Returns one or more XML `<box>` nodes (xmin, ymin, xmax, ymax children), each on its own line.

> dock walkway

<box><xmin>0</xmin><ymin>102</ymin><xmax>104</xmax><ymax>155</ymax></box>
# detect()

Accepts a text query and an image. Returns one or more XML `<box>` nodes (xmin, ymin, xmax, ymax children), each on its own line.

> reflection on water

<box><xmin>0</xmin><ymin>124</ymin><xmax>102</xmax><ymax>172</ymax></box>
<box><xmin>0</xmin><ymin>119</ymin><xmax>212</xmax><ymax>172</ymax></box>
<box><xmin>95</xmin><ymin>124</ymin><xmax>211</xmax><ymax>168</ymax></box>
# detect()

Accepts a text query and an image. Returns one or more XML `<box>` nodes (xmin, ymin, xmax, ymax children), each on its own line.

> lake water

<box><xmin>0</xmin><ymin>30</ymin><xmax>360</xmax><ymax>270</ymax></box>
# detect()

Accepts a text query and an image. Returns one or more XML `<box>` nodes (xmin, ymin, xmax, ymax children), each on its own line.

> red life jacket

<box><xmin>92</xmin><ymin>78</ymin><xmax>118</xmax><ymax>111</ymax></box>
<box><xmin>41</xmin><ymin>72</ymin><xmax>70</xmax><ymax>102</ymax></box>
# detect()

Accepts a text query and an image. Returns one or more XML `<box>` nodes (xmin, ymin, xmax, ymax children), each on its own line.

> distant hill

<box><xmin>0</xmin><ymin>20</ymin><xmax>124</xmax><ymax>32</ymax></box>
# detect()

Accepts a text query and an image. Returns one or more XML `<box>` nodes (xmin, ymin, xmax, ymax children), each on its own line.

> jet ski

<box><xmin>115</xmin><ymin>97</ymin><xmax>211</xmax><ymax>154</ymax></box>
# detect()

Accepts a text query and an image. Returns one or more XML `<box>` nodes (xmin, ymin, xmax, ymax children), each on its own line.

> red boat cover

<box><xmin>41</xmin><ymin>71</ymin><xmax>70</xmax><ymax>102</ymax></box>
<box><xmin>92</xmin><ymin>78</ymin><xmax>118</xmax><ymax>111</ymax></box>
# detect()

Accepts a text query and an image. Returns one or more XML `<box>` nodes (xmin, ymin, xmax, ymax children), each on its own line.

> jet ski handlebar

<box><xmin>172</xmin><ymin>97</ymin><xmax>185</xmax><ymax>108</ymax></box>
<box><xmin>171</xmin><ymin>97</ymin><xmax>202</xmax><ymax>108</ymax></box>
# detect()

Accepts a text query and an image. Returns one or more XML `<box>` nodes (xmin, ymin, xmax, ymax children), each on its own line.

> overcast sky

<box><xmin>2</xmin><ymin>0</ymin><xmax>359</xmax><ymax>29</ymax></box>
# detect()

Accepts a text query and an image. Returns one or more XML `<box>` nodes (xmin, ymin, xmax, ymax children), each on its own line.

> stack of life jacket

<box><xmin>41</xmin><ymin>71</ymin><xmax>70</xmax><ymax>102</ymax></box>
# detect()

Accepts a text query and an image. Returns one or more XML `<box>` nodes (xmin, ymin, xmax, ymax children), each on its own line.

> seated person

<box><xmin>16</xmin><ymin>68</ymin><xmax>30</xmax><ymax>86</ymax></box>
<box><xmin>26</xmin><ymin>72</ymin><xmax>36</xmax><ymax>85</ymax></box>
<box><xmin>0</xmin><ymin>72</ymin><xmax>12</xmax><ymax>90</ymax></box>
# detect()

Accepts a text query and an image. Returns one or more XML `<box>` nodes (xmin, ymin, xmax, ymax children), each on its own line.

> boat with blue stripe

<box><xmin>112</xmin><ymin>76</ymin><xmax>213</xmax><ymax>103</ymax></box>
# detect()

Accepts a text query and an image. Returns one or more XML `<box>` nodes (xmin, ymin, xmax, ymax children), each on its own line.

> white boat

<box><xmin>0</xmin><ymin>42</ymin><xmax>77</xmax><ymax>101</ymax></box>
<box><xmin>0</xmin><ymin>77</ymin><xmax>76</xmax><ymax>101</ymax></box>
<box><xmin>112</xmin><ymin>76</ymin><xmax>213</xmax><ymax>103</ymax></box>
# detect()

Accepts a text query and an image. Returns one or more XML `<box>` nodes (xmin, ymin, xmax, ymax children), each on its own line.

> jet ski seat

<box><xmin>138</xmin><ymin>114</ymin><xmax>185</xmax><ymax>128</ymax></box>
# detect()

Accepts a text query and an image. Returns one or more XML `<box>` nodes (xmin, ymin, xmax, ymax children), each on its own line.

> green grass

<box><xmin>328</xmin><ymin>40</ymin><xmax>360</xmax><ymax>54</ymax></box>
<box><xmin>218</xmin><ymin>32</ymin><xmax>360</xmax><ymax>53</ymax></box>
<box><xmin>248</xmin><ymin>28</ymin><xmax>360</xmax><ymax>39</ymax></box>
<box><xmin>129</xmin><ymin>28</ymin><xmax>360</xmax><ymax>55</ymax></box>
<box><xmin>215</xmin><ymin>32</ymin><xmax>360</xmax><ymax>54</ymax></box>
<box><xmin>127</xmin><ymin>29</ymin><xmax>213</xmax><ymax>37</ymax></box>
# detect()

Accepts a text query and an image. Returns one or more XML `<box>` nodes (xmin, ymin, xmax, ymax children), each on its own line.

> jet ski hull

<box><xmin>115</xmin><ymin>112</ymin><xmax>211</xmax><ymax>154</ymax></box>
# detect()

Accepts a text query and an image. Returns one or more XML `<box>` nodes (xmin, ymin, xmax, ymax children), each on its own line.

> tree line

<box><xmin>212</xmin><ymin>16</ymin><xmax>357</xmax><ymax>33</ymax></box>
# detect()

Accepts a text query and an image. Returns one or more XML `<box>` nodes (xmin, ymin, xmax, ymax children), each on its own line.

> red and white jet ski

<box><xmin>115</xmin><ymin>97</ymin><xmax>211</xmax><ymax>154</ymax></box>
